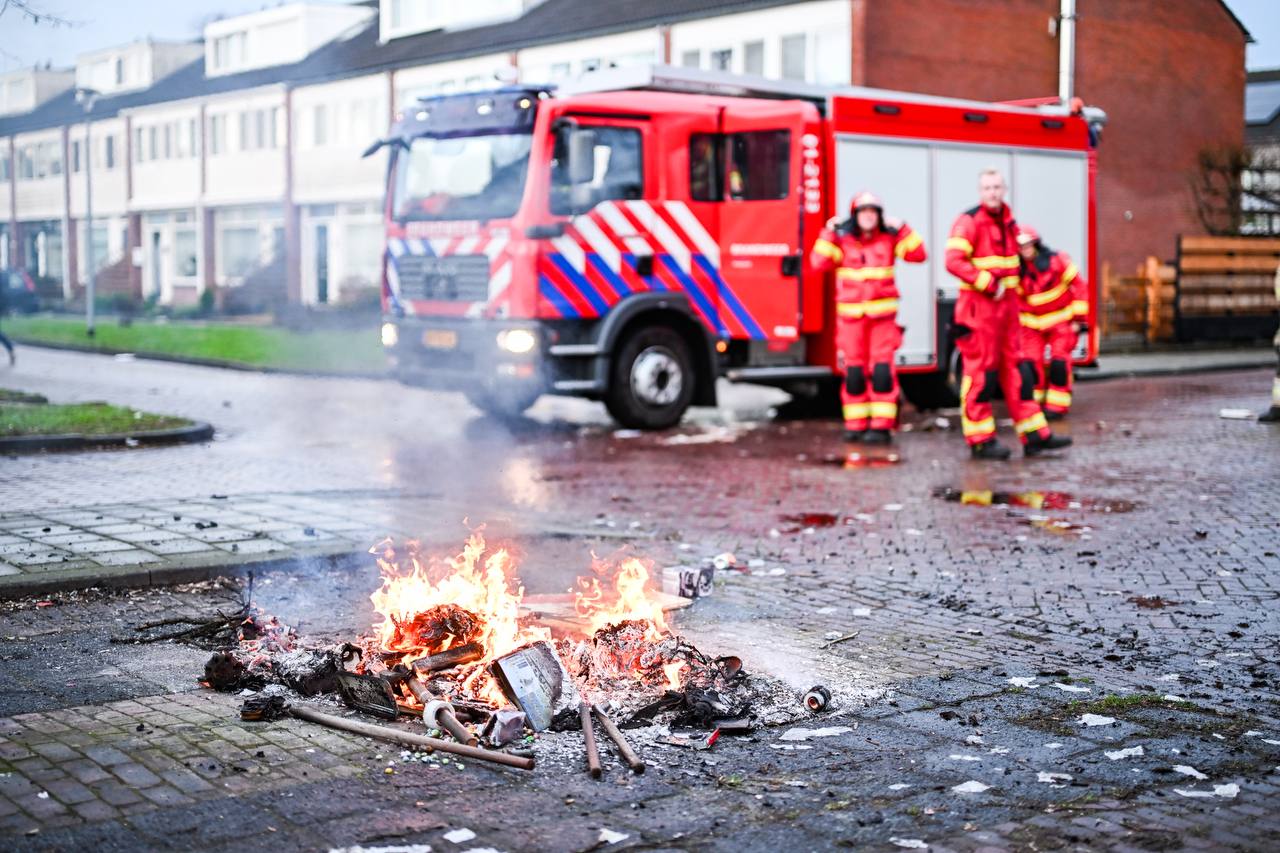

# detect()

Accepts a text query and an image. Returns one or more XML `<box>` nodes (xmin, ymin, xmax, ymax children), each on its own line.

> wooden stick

<box><xmin>411</xmin><ymin>642</ymin><xmax>484</xmax><ymax>674</ymax></box>
<box><xmin>580</xmin><ymin>703</ymin><xmax>601</xmax><ymax>778</ymax></box>
<box><xmin>287</xmin><ymin>704</ymin><xmax>533</xmax><ymax>770</ymax></box>
<box><xmin>592</xmin><ymin>705</ymin><xmax>645</xmax><ymax>774</ymax></box>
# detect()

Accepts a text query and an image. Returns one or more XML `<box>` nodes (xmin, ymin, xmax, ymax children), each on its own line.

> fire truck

<box><xmin>371</xmin><ymin>65</ymin><xmax>1102</xmax><ymax>428</ymax></box>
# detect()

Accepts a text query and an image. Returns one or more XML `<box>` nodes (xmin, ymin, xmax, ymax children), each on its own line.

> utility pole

<box><xmin>76</xmin><ymin>88</ymin><xmax>99</xmax><ymax>337</ymax></box>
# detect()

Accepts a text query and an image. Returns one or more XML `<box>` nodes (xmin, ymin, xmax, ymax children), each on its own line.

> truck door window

<box><xmin>551</xmin><ymin>125</ymin><xmax>643</xmax><ymax>215</ymax></box>
<box><xmin>726</xmin><ymin>130</ymin><xmax>790</xmax><ymax>201</ymax></box>
<box><xmin>689</xmin><ymin>133</ymin><xmax>722</xmax><ymax>201</ymax></box>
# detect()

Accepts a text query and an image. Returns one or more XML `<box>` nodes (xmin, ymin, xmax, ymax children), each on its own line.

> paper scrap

<box><xmin>889</xmin><ymin>840</ymin><xmax>929</xmax><ymax>850</ymax></box>
<box><xmin>1105</xmin><ymin>746</ymin><xmax>1144</xmax><ymax>760</ymax></box>
<box><xmin>1079</xmin><ymin>714</ymin><xmax>1116</xmax><ymax>727</ymax></box>
<box><xmin>888</xmin><ymin>783</ymin><xmax>912</xmax><ymax>790</ymax></box>
<box><xmin>1037</xmin><ymin>771</ymin><xmax>1073</xmax><ymax>784</ymax></box>
<box><xmin>1007</xmin><ymin>676</ymin><xmax>1038</xmax><ymax>688</ymax></box>
<box><xmin>779</xmin><ymin>726</ymin><xmax>853</xmax><ymax>742</ymax></box>
<box><xmin>444</xmin><ymin>829</ymin><xmax>476</xmax><ymax>844</ymax></box>
<box><xmin>598</xmin><ymin>828</ymin><xmax>629</xmax><ymax>844</ymax></box>
<box><xmin>951</xmin><ymin>780</ymin><xmax>990</xmax><ymax>794</ymax></box>
<box><xmin>1053</xmin><ymin>683</ymin><xmax>1091</xmax><ymax>693</ymax></box>
<box><xmin>948</xmin><ymin>754</ymin><xmax>981</xmax><ymax>762</ymax></box>
<box><xmin>1173</xmin><ymin>765</ymin><xmax>1208</xmax><ymax>780</ymax></box>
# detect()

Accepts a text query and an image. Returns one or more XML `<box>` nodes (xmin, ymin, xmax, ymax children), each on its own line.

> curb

<box><xmin>11</xmin><ymin>338</ymin><xmax>390</xmax><ymax>381</ymax></box>
<box><xmin>0</xmin><ymin>420</ymin><xmax>215</xmax><ymax>453</ymax></box>
<box><xmin>0</xmin><ymin>546</ymin><xmax>367</xmax><ymax>601</ymax></box>
<box><xmin>1077</xmin><ymin>357</ymin><xmax>1274</xmax><ymax>383</ymax></box>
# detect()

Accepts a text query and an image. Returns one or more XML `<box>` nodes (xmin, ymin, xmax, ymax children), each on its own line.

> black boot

<box><xmin>843</xmin><ymin>429</ymin><xmax>865</xmax><ymax>442</ymax></box>
<box><xmin>1260</xmin><ymin>407</ymin><xmax>1280</xmax><ymax>423</ymax></box>
<box><xmin>970</xmin><ymin>440</ymin><xmax>1011</xmax><ymax>461</ymax></box>
<box><xmin>1044</xmin><ymin>410</ymin><xmax>1066</xmax><ymax>422</ymax></box>
<box><xmin>1024</xmin><ymin>432</ymin><xmax>1073</xmax><ymax>457</ymax></box>
<box><xmin>862</xmin><ymin>428</ymin><xmax>892</xmax><ymax>445</ymax></box>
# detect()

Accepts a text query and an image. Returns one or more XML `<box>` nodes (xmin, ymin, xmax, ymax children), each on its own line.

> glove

<box><xmin>1075</xmin><ymin>321</ymin><xmax>1089</xmax><ymax>334</ymax></box>
<box><xmin>825</xmin><ymin>216</ymin><xmax>842</xmax><ymax>230</ymax></box>
<box><xmin>883</xmin><ymin>215</ymin><xmax>903</xmax><ymax>230</ymax></box>
<box><xmin>992</xmin><ymin>280</ymin><xmax>1007</xmax><ymax>301</ymax></box>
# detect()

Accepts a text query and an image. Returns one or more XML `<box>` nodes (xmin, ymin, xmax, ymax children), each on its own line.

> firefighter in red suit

<box><xmin>1015</xmin><ymin>226</ymin><xmax>1088</xmax><ymax>419</ymax></box>
<box><xmin>809</xmin><ymin>191</ymin><xmax>927</xmax><ymax>444</ymax></box>
<box><xmin>944</xmin><ymin>170</ymin><xmax>1072</xmax><ymax>459</ymax></box>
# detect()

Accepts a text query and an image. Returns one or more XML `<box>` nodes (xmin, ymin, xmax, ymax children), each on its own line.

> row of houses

<box><xmin>0</xmin><ymin>0</ymin><xmax>854</xmax><ymax>308</ymax></box>
<box><xmin>0</xmin><ymin>0</ymin><xmax>1252</xmax><ymax>309</ymax></box>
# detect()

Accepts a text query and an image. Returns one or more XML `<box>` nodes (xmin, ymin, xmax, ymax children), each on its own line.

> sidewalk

<box><xmin>1080</xmin><ymin>345</ymin><xmax>1274</xmax><ymax>381</ymax></box>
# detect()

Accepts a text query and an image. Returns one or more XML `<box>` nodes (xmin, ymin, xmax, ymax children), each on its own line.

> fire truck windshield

<box><xmin>392</xmin><ymin>132</ymin><xmax>532</xmax><ymax>222</ymax></box>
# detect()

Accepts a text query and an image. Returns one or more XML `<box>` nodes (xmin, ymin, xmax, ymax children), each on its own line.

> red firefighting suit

<box><xmin>1017</xmin><ymin>247</ymin><xmax>1088</xmax><ymax>415</ymax></box>
<box><xmin>810</xmin><ymin>221</ymin><xmax>927</xmax><ymax>431</ymax></box>
<box><xmin>944</xmin><ymin>204</ymin><xmax>1052</xmax><ymax>446</ymax></box>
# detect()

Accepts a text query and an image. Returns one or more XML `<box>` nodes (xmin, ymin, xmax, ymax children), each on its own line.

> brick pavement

<box><xmin>0</xmin><ymin>350</ymin><xmax>1278</xmax><ymax>849</ymax></box>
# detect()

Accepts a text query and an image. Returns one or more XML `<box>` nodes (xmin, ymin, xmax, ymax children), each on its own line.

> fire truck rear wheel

<box><xmin>605</xmin><ymin>325</ymin><xmax>695</xmax><ymax>430</ymax></box>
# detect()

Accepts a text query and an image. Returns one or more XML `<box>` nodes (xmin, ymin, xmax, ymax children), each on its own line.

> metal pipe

<box><xmin>1058</xmin><ymin>0</ymin><xmax>1077</xmax><ymax>105</ymax></box>
<box><xmin>287</xmin><ymin>704</ymin><xmax>534</xmax><ymax>770</ymax></box>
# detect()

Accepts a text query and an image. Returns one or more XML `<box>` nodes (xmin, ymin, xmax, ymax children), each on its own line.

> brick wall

<box><xmin>858</xmin><ymin>0</ymin><xmax>1247</xmax><ymax>277</ymax></box>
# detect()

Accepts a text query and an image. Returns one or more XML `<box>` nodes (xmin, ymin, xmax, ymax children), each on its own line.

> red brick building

<box><xmin>851</xmin><ymin>0</ymin><xmax>1249</xmax><ymax>277</ymax></box>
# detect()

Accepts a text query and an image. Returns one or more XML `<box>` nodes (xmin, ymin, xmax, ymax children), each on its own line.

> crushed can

<box><xmin>662</xmin><ymin>564</ymin><xmax>715</xmax><ymax>599</ymax></box>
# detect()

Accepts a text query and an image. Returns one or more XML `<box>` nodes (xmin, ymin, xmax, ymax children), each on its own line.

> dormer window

<box><xmin>213</xmin><ymin>31</ymin><xmax>247</xmax><ymax>72</ymax></box>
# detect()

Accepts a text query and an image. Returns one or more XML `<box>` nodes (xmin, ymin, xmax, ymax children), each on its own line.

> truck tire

<box><xmin>465</xmin><ymin>387</ymin><xmax>541</xmax><ymax>420</ymax></box>
<box><xmin>604</xmin><ymin>325</ymin><xmax>695</xmax><ymax>430</ymax></box>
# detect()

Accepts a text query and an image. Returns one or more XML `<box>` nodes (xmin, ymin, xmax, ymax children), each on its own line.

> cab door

<box><xmin>716</xmin><ymin>101</ymin><xmax>816</xmax><ymax>346</ymax></box>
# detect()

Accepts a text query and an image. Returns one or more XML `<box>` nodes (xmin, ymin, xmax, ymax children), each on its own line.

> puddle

<box><xmin>931</xmin><ymin>487</ymin><xmax>1135</xmax><ymax>513</ymax></box>
<box><xmin>818</xmin><ymin>451</ymin><xmax>903</xmax><ymax>469</ymax></box>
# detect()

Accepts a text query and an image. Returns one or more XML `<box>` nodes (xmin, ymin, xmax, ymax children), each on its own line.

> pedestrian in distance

<box><xmin>1015</xmin><ymin>225</ymin><xmax>1088</xmax><ymax>420</ymax></box>
<box><xmin>809</xmin><ymin>191</ymin><xmax>927</xmax><ymax>444</ymax></box>
<box><xmin>1260</xmin><ymin>262</ymin><xmax>1280</xmax><ymax>424</ymax></box>
<box><xmin>944</xmin><ymin>169</ymin><xmax>1071</xmax><ymax>459</ymax></box>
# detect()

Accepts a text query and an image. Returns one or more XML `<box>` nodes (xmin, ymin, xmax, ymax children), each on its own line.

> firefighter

<box><xmin>1260</xmin><ymin>262</ymin><xmax>1280</xmax><ymax>424</ymax></box>
<box><xmin>1014</xmin><ymin>225</ymin><xmax>1088</xmax><ymax>419</ymax></box>
<box><xmin>944</xmin><ymin>169</ymin><xmax>1072</xmax><ymax>459</ymax></box>
<box><xmin>809</xmin><ymin>191</ymin><xmax>927</xmax><ymax>443</ymax></box>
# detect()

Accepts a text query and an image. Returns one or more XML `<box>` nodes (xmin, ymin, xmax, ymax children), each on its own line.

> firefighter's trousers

<box><xmin>954</xmin><ymin>291</ymin><xmax>1051</xmax><ymax>446</ymax></box>
<box><xmin>837</xmin><ymin>314</ymin><xmax>902</xmax><ymax>431</ymax></box>
<box><xmin>1019</xmin><ymin>322</ymin><xmax>1077</xmax><ymax>414</ymax></box>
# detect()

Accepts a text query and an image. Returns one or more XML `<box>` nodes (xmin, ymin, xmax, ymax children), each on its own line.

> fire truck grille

<box><xmin>396</xmin><ymin>254</ymin><xmax>491</xmax><ymax>302</ymax></box>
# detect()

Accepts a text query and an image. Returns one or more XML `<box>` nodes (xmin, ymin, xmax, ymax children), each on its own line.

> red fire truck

<box><xmin>372</xmin><ymin>65</ymin><xmax>1102</xmax><ymax>428</ymax></box>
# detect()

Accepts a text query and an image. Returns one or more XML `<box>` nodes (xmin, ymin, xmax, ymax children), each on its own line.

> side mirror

<box><xmin>567</xmin><ymin>128</ymin><xmax>597</xmax><ymax>185</ymax></box>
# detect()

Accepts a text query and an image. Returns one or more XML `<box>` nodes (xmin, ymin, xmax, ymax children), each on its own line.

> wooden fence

<box><xmin>1174</xmin><ymin>236</ymin><xmax>1280</xmax><ymax>342</ymax></box>
<box><xmin>1100</xmin><ymin>257</ymin><xmax>1175</xmax><ymax>345</ymax></box>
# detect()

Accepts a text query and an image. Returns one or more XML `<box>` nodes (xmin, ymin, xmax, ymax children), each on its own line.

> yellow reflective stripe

<box><xmin>868</xmin><ymin>401</ymin><xmax>898</xmax><ymax>419</ymax></box>
<box><xmin>1034</xmin><ymin>388</ymin><xmax>1046</xmax><ymax>403</ymax></box>
<box><xmin>843</xmin><ymin>403</ymin><xmax>870</xmax><ymax>421</ymax></box>
<box><xmin>813</xmin><ymin>239</ymin><xmax>843</xmax><ymax>261</ymax></box>
<box><xmin>1026</xmin><ymin>281</ymin><xmax>1069</xmax><ymax>306</ymax></box>
<box><xmin>972</xmin><ymin>254</ymin><xmax>1020</xmax><ymax>270</ymax></box>
<box><xmin>1071</xmin><ymin>300</ymin><xmax>1089</xmax><ymax>317</ymax></box>
<box><xmin>1015</xmin><ymin>411</ymin><xmax>1049</xmax><ymax>435</ymax></box>
<box><xmin>973</xmin><ymin>270</ymin><xmax>994</xmax><ymax>292</ymax></box>
<box><xmin>962</xmin><ymin>416</ymin><xmax>996</xmax><ymax>437</ymax></box>
<box><xmin>836</xmin><ymin>266</ymin><xmax>896</xmax><ymax>281</ymax></box>
<box><xmin>1045</xmin><ymin>388</ymin><xmax>1072</xmax><ymax>408</ymax></box>
<box><xmin>836</xmin><ymin>302</ymin><xmax>865</xmax><ymax>318</ymax></box>
<box><xmin>1061</xmin><ymin>263</ymin><xmax>1078</xmax><ymax>284</ymax></box>
<box><xmin>862</xmin><ymin>297</ymin><xmax>900</xmax><ymax>316</ymax></box>
<box><xmin>1020</xmin><ymin>306</ymin><xmax>1076</xmax><ymax>329</ymax></box>
<box><xmin>896</xmin><ymin>231</ymin><xmax>923</xmax><ymax>257</ymax></box>
<box><xmin>946</xmin><ymin>236</ymin><xmax>973</xmax><ymax>253</ymax></box>
<box><xmin>960</xmin><ymin>490</ymin><xmax>993</xmax><ymax>506</ymax></box>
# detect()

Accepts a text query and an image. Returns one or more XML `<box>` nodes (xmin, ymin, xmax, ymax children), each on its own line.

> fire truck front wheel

<box><xmin>605</xmin><ymin>325</ymin><xmax>695</xmax><ymax>430</ymax></box>
<box><xmin>465</xmin><ymin>386</ymin><xmax>542</xmax><ymax>420</ymax></box>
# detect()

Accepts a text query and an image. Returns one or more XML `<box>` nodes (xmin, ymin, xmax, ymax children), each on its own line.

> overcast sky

<box><xmin>1</xmin><ymin>0</ymin><xmax>1278</xmax><ymax>73</ymax></box>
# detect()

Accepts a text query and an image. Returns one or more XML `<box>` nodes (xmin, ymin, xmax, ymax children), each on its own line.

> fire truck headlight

<box><xmin>497</xmin><ymin>328</ymin><xmax>537</xmax><ymax>355</ymax></box>
<box><xmin>381</xmin><ymin>322</ymin><xmax>399</xmax><ymax>348</ymax></box>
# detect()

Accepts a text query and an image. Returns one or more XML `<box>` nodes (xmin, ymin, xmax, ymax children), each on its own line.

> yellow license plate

<box><xmin>422</xmin><ymin>329</ymin><xmax>458</xmax><ymax>350</ymax></box>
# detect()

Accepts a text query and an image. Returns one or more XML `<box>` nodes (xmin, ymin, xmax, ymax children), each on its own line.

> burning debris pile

<box><xmin>200</xmin><ymin>532</ymin><xmax>827</xmax><ymax>774</ymax></box>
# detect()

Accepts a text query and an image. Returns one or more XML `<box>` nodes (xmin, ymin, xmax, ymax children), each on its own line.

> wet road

<box><xmin>2</xmin><ymin>348</ymin><xmax>1280</xmax><ymax>851</ymax></box>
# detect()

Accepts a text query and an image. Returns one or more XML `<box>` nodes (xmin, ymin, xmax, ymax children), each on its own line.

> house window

<box><xmin>549</xmin><ymin>62</ymin><xmax>570</xmax><ymax>79</ymax></box>
<box><xmin>104</xmin><ymin>135</ymin><xmax>116</xmax><ymax>169</ymax></box>
<box><xmin>213</xmin><ymin>31</ymin><xmax>247</xmax><ymax>71</ymax></box>
<box><xmin>710</xmin><ymin>49</ymin><xmax>732</xmax><ymax>71</ymax></box>
<box><xmin>0</xmin><ymin>154</ymin><xmax>9</xmax><ymax>182</ymax></box>
<box><xmin>72</xmin><ymin>140</ymin><xmax>82</xmax><ymax>173</ymax></box>
<box><xmin>727</xmin><ymin>130</ymin><xmax>790</xmax><ymax>201</ymax></box>
<box><xmin>780</xmin><ymin>34</ymin><xmax>806</xmax><ymax>80</ymax></box>
<box><xmin>221</xmin><ymin>226</ymin><xmax>260</xmax><ymax>277</ymax></box>
<box><xmin>680</xmin><ymin>50</ymin><xmax>700</xmax><ymax>68</ymax></box>
<box><xmin>312</xmin><ymin>104</ymin><xmax>328</xmax><ymax>146</ymax></box>
<box><xmin>134</xmin><ymin>128</ymin><xmax>143</xmax><ymax>162</ymax></box>
<box><xmin>163</xmin><ymin>124</ymin><xmax>173</xmax><ymax>159</ymax></box>
<box><xmin>743</xmin><ymin>41</ymin><xmax>765</xmax><ymax>76</ymax></box>
<box><xmin>208</xmin><ymin>115</ymin><xmax>224</xmax><ymax>156</ymax></box>
<box><xmin>148</xmin><ymin>126</ymin><xmax>158</xmax><ymax>161</ymax></box>
<box><xmin>114</xmin><ymin>57</ymin><xmax>124</xmax><ymax>86</ymax></box>
<box><xmin>173</xmin><ymin>228</ymin><xmax>198</xmax><ymax>278</ymax></box>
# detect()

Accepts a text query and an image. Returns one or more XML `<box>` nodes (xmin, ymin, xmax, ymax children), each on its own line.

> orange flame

<box><xmin>574</xmin><ymin>555</ymin><xmax>670</xmax><ymax>641</ymax></box>
<box><xmin>369</xmin><ymin>532</ymin><xmax>548</xmax><ymax>664</ymax></box>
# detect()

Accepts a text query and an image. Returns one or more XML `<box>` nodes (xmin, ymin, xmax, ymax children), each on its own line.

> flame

<box><xmin>369</xmin><ymin>532</ymin><xmax>548</xmax><ymax>665</ymax></box>
<box><xmin>574</xmin><ymin>555</ymin><xmax>670</xmax><ymax>641</ymax></box>
<box><xmin>662</xmin><ymin>660</ymin><xmax>685</xmax><ymax>691</ymax></box>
